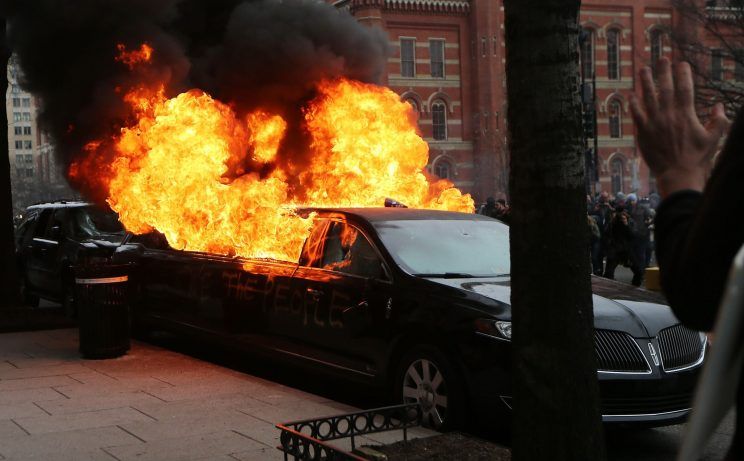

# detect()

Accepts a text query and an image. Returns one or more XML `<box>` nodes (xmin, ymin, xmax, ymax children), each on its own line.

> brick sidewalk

<box><xmin>0</xmin><ymin>328</ymin><xmax>432</xmax><ymax>460</ymax></box>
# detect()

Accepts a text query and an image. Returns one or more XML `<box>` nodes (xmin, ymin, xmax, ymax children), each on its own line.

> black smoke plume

<box><xmin>5</xmin><ymin>0</ymin><xmax>388</xmax><ymax>199</ymax></box>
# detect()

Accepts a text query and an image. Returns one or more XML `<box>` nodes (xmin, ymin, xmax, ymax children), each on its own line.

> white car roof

<box><xmin>26</xmin><ymin>201</ymin><xmax>91</xmax><ymax>210</ymax></box>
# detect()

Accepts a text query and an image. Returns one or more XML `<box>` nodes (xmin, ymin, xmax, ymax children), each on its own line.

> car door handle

<box><xmin>306</xmin><ymin>288</ymin><xmax>324</xmax><ymax>299</ymax></box>
<box><xmin>343</xmin><ymin>300</ymin><xmax>368</xmax><ymax>314</ymax></box>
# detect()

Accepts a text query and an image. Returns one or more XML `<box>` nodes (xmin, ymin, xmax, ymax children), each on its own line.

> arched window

<box><xmin>434</xmin><ymin>159</ymin><xmax>453</xmax><ymax>180</ymax></box>
<box><xmin>610</xmin><ymin>156</ymin><xmax>625</xmax><ymax>194</ymax></box>
<box><xmin>405</xmin><ymin>98</ymin><xmax>419</xmax><ymax>113</ymax></box>
<box><xmin>431</xmin><ymin>101</ymin><xmax>447</xmax><ymax>140</ymax></box>
<box><xmin>608</xmin><ymin>100</ymin><xmax>622</xmax><ymax>138</ymax></box>
<box><xmin>650</xmin><ymin>30</ymin><xmax>664</xmax><ymax>75</ymax></box>
<box><xmin>581</xmin><ymin>28</ymin><xmax>595</xmax><ymax>79</ymax></box>
<box><xmin>712</xmin><ymin>49</ymin><xmax>724</xmax><ymax>81</ymax></box>
<box><xmin>607</xmin><ymin>29</ymin><xmax>620</xmax><ymax>80</ymax></box>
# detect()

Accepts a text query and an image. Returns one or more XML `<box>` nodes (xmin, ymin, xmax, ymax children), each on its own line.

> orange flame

<box><xmin>115</xmin><ymin>43</ymin><xmax>153</xmax><ymax>69</ymax></box>
<box><xmin>82</xmin><ymin>45</ymin><xmax>474</xmax><ymax>262</ymax></box>
<box><xmin>246</xmin><ymin>111</ymin><xmax>286</xmax><ymax>165</ymax></box>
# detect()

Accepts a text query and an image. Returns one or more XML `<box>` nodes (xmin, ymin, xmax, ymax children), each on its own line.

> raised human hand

<box><xmin>629</xmin><ymin>57</ymin><xmax>730</xmax><ymax>197</ymax></box>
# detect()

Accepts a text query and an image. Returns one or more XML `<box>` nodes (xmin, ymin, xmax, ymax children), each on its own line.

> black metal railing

<box><xmin>276</xmin><ymin>403</ymin><xmax>422</xmax><ymax>461</ymax></box>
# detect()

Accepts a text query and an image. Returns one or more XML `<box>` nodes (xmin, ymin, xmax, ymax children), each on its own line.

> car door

<box><xmin>292</xmin><ymin>218</ymin><xmax>394</xmax><ymax>373</ymax></box>
<box><xmin>197</xmin><ymin>254</ymin><xmax>297</xmax><ymax>336</ymax></box>
<box><xmin>25</xmin><ymin>209</ymin><xmax>55</xmax><ymax>293</ymax></box>
<box><xmin>16</xmin><ymin>211</ymin><xmax>40</xmax><ymax>287</ymax></box>
<box><xmin>41</xmin><ymin>208</ymin><xmax>71</xmax><ymax>297</ymax></box>
<box><xmin>129</xmin><ymin>232</ymin><xmax>202</xmax><ymax>325</ymax></box>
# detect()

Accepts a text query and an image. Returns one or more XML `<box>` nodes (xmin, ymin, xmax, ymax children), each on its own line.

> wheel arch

<box><xmin>385</xmin><ymin>323</ymin><xmax>468</xmax><ymax>389</ymax></box>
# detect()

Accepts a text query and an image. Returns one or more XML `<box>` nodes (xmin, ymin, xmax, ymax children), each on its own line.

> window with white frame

<box><xmin>430</xmin><ymin>39</ymin><xmax>445</xmax><ymax>78</ymax></box>
<box><xmin>610</xmin><ymin>157</ymin><xmax>625</xmax><ymax>194</ymax></box>
<box><xmin>650</xmin><ymin>30</ymin><xmax>664</xmax><ymax>75</ymax></box>
<box><xmin>400</xmin><ymin>38</ymin><xmax>415</xmax><ymax>78</ymax></box>
<box><xmin>607</xmin><ymin>29</ymin><xmax>620</xmax><ymax>80</ymax></box>
<box><xmin>735</xmin><ymin>49</ymin><xmax>744</xmax><ymax>82</ymax></box>
<box><xmin>609</xmin><ymin>100</ymin><xmax>622</xmax><ymax>138</ymax></box>
<box><xmin>23</xmin><ymin>126</ymin><xmax>31</xmax><ymax>135</ymax></box>
<box><xmin>434</xmin><ymin>159</ymin><xmax>453</xmax><ymax>180</ymax></box>
<box><xmin>581</xmin><ymin>28</ymin><xmax>595</xmax><ymax>78</ymax></box>
<box><xmin>712</xmin><ymin>49</ymin><xmax>724</xmax><ymax>81</ymax></box>
<box><xmin>24</xmin><ymin>154</ymin><xmax>34</xmax><ymax>177</ymax></box>
<box><xmin>431</xmin><ymin>101</ymin><xmax>447</xmax><ymax>140</ymax></box>
<box><xmin>405</xmin><ymin>98</ymin><xmax>419</xmax><ymax>113</ymax></box>
<box><xmin>14</xmin><ymin>127</ymin><xmax>22</xmax><ymax>135</ymax></box>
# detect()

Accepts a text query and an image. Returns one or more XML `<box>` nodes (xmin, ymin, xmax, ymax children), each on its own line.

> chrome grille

<box><xmin>657</xmin><ymin>324</ymin><xmax>704</xmax><ymax>371</ymax></box>
<box><xmin>594</xmin><ymin>329</ymin><xmax>649</xmax><ymax>373</ymax></box>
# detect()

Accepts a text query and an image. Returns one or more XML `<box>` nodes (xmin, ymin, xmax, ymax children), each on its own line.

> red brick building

<box><xmin>334</xmin><ymin>0</ymin><xmax>696</xmax><ymax>202</ymax></box>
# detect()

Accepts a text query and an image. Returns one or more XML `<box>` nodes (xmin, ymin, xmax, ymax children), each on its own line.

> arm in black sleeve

<box><xmin>655</xmin><ymin>108</ymin><xmax>744</xmax><ymax>332</ymax></box>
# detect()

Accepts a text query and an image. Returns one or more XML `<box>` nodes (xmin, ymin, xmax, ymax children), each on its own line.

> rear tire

<box><xmin>394</xmin><ymin>344</ymin><xmax>466</xmax><ymax>431</ymax></box>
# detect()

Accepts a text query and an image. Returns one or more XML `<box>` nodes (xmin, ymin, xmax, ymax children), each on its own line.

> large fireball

<box><xmin>76</xmin><ymin>45</ymin><xmax>474</xmax><ymax>262</ymax></box>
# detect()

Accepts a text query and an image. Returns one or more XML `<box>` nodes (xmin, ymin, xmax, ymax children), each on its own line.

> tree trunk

<box><xmin>503</xmin><ymin>1</ymin><xmax>605</xmax><ymax>460</ymax></box>
<box><xmin>1</xmin><ymin>16</ymin><xmax>20</xmax><ymax>307</ymax></box>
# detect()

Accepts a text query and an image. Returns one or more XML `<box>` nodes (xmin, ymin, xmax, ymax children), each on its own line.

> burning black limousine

<box><xmin>110</xmin><ymin>207</ymin><xmax>704</xmax><ymax>430</ymax></box>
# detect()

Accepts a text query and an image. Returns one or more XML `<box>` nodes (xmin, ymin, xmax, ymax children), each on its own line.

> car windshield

<box><xmin>373</xmin><ymin>219</ymin><xmax>510</xmax><ymax>277</ymax></box>
<box><xmin>72</xmin><ymin>207</ymin><xmax>125</xmax><ymax>239</ymax></box>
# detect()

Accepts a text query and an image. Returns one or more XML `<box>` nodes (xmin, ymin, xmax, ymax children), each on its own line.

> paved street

<box><xmin>0</xmin><ymin>328</ymin><xmax>432</xmax><ymax>460</ymax></box>
<box><xmin>606</xmin><ymin>412</ymin><xmax>734</xmax><ymax>461</ymax></box>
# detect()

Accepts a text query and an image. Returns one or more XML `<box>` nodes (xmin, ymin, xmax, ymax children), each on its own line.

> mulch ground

<box><xmin>366</xmin><ymin>432</ymin><xmax>511</xmax><ymax>461</ymax></box>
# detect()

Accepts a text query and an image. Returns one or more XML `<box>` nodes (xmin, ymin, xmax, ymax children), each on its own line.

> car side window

<box><xmin>33</xmin><ymin>210</ymin><xmax>52</xmax><ymax>239</ymax></box>
<box><xmin>15</xmin><ymin>215</ymin><xmax>36</xmax><ymax>246</ymax></box>
<box><xmin>48</xmin><ymin>209</ymin><xmax>67</xmax><ymax>241</ymax></box>
<box><xmin>299</xmin><ymin>220</ymin><xmax>330</xmax><ymax>267</ymax></box>
<box><xmin>320</xmin><ymin>222</ymin><xmax>386</xmax><ymax>279</ymax></box>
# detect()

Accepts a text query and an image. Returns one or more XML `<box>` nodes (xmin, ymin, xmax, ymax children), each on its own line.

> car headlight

<box><xmin>475</xmin><ymin>319</ymin><xmax>512</xmax><ymax>341</ymax></box>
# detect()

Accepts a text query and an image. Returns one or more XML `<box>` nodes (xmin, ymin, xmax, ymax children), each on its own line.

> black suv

<box><xmin>14</xmin><ymin>201</ymin><xmax>125</xmax><ymax>313</ymax></box>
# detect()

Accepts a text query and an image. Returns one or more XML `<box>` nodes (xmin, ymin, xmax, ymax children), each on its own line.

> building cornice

<box><xmin>349</xmin><ymin>0</ymin><xmax>470</xmax><ymax>15</ymax></box>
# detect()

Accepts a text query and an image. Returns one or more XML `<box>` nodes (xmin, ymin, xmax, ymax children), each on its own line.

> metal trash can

<box><xmin>75</xmin><ymin>264</ymin><xmax>131</xmax><ymax>359</ymax></box>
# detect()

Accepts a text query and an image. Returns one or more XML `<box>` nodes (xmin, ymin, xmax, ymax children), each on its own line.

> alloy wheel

<box><xmin>402</xmin><ymin>358</ymin><xmax>449</xmax><ymax>429</ymax></box>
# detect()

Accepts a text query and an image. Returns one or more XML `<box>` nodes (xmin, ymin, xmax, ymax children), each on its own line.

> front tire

<box><xmin>395</xmin><ymin>344</ymin><xmax>466</xmax><ymax>431</ymax></box>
